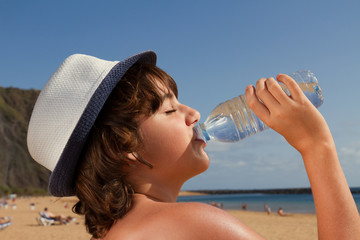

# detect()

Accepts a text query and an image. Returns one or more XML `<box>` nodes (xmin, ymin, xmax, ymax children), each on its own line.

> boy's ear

<box><xmin>125</xmin><ymin>152</ymin><xmax>153</xmax><ymax>169</ymax></box>
<box><xmin>126</xmin><ymin>152</ymin><xmax>138</xmax><ymax>161</ymax></box>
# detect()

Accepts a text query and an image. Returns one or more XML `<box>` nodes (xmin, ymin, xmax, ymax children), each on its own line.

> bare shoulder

<box><xmin>133</xmin><ymin>202</ymin><xmax>264</xmax><ymax>240</ymax></box>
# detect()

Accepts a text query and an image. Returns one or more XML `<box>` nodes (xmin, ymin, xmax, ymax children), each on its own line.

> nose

<box><xmin>183</xmin><ymin>105</ymin><xmax>200</xmax><ymax>126</ymax></box>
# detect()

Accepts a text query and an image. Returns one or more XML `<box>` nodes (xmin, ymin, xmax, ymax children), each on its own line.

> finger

<box><xmin>245</xmin><ymin>85</ymin><xmax>270</xmax><ymax>121</ymax></box>
<box><xmin>265</xmin><ymin>77</ymin><xmax>290</xmax><ymax>104</ymax></box>
<box><xmin>276</xmin><ymin>74</ymin><xmax>303</xmax><ymax>101</ymax></box>
<box><xmin>255</xmin><ymin>78</ymin><xmax>281</xmax><ymax>108</ymax></box>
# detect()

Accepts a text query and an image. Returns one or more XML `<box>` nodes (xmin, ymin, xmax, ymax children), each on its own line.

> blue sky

<box><xmin>1</xmin><ymin>0</ymin><xmax>360</xmax><ymax>190</ymax></box>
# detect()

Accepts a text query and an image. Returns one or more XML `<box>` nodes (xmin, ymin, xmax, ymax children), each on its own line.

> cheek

<box><xmin>140</xmin><ymin>127</ymin><xmax>189</xmax><ymax>164</ymax></box>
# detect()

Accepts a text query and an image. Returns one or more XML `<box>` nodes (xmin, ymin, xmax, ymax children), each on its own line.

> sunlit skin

<box><xmin>127</xmin><ymin>89</ymin><xmax>210</xmax><ymax>203</ymax></box>
<box><xmin>245</xmin><ymin>74</ymin><xmax>360</xmax><ymax>240</ymax></box>
<box><xmin>104</xmin><ymin>83</ymin><xmax>263</xmax><ymax>240</ymax></box>
<box><xmin>102</xmin><ymin>75</ymin><xmax>360</xmax><ymax>240</ymax></box>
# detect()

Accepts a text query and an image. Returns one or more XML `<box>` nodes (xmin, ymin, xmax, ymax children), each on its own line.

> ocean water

<box><xmin>177</xmin><ymin>190</ymin><xmax>360</xmax><ymax>214</ymax></box>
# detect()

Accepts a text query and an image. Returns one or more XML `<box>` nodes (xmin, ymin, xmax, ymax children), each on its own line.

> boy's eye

<box><xmin>165</xmin><ymin>109</ymin><xmax>177</xmax><ymax>114</ymax></box>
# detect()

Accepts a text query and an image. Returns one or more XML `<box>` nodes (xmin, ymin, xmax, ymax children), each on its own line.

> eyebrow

<box><xmin>161</xmin><ymin>92</ymin><xmax>174</xmax><ymax>101</ymax></box>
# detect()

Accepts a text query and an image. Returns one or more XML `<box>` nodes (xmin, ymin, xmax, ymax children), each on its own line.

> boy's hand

<box><xmin>245</xmin><ymin>74</ymin><xmax>332</xmax><ymax>154</ymax></box>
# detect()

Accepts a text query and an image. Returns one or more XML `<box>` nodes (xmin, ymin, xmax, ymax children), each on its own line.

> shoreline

<box><xmin>178</xmin><ymin>191</ymin><xmax>318</xmax><ymax>214</ymax></box>
<box><xmin>182</xmin><ymin>188</ymin><xmax>313</xmax><ymax>195</ymax></box>
<box><xmin>180</xmin><ymin>186</ymin><xmax>360</xmax><ymax>195</ymax></box>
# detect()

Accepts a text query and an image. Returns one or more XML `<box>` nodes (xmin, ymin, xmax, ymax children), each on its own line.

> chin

<box><xmin>193</xmin><ymin>155</ymin><xmax>210</xmax><ymax>176</ymax></box>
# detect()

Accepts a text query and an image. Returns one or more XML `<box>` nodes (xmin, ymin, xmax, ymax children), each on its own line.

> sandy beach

<box><xmin>0</xmin><ymin>195</ymin><xmax>317</xmax><ymax>240</ymax></box>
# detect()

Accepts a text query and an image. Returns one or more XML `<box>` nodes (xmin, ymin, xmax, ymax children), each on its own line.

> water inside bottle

<box><xmin>194</xmin><ymin>70</ymin><xmax>324</xmax><ymax>143</ymax></box>
<box><xmin>280</xmin><ymin>82</ymin><xmax>323</xmax><ymax>108</ymax></box>
<box><xmin>287</xmin><ymin>70</ymin><xmax>324</xmax><ymax>108</ymax></box>
<box><xmin>200</xmin><ymin>95</ymin><xmax>268</xmax><ymax>142</ymax></box>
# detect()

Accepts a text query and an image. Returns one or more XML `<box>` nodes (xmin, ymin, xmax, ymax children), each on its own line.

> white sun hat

<box><xmin>27</xmin><ymin>51</ymin><xmax>157</xmax><ymax>197</ymax></box>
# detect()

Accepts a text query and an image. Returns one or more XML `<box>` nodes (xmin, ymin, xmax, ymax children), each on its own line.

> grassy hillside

<box><xmin>0</xmin><ymin>87</ymin><xmax>50</xmax><ymax>196</ymax></box>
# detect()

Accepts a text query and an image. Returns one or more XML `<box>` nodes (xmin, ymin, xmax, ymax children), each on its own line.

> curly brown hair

<box><xmin>72</xmin><ymin>63</ymin><xmax>178</xmax><ymax>238</ymax></box>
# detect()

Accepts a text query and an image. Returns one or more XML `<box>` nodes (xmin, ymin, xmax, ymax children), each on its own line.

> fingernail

<box><xmin>246</xmin><ymin>85</ymin><xmax>253</xmax><ymax>92</ymax></box>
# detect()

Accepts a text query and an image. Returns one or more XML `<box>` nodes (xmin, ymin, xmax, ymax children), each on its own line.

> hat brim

<box><xmin>49</xmin><ymin>51</ymin><xmax>157</xmax><ymax>196</ymax></box>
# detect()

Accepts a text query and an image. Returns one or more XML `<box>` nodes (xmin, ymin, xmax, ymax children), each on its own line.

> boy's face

<box><xmin>136</xmin><ymin>84</ymin><xmax>209</xmax><ymax>184</ymax></box>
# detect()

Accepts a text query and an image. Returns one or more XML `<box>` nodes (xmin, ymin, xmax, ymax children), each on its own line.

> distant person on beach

<box><xmin>0</xmin><ymin>217</ymin><xmax>11</xmax><ymax>224</ymax></box>
<box><xmin>42</xmin><ymin>207</ymin><xmax>62</xmax><ymax>221</ymax></box>
<box><xmin>28</xmin><ymin>51</ymin><xmax>360</xmax><ymax>239</ymax></box>
<box><xmin>42</xmin><ymin>207</ymin><xmax>74</xmax><ymax>224</ymax></box>
<box><xmin>277</xmin><ymin>207</ymin><xmax>287</xmax><ymax>216</ymax></box>
<box><xmin>210</xmin><ymin>201</ymin><xmax>223</xmax><ymax>209</ymax></box>
<box><xmin>264</xmin><ymin>203</ymin><xmax>271</xmax><ymax>215</ymax></box>
<box><xmin>30</xmin><ymin>203</ymin><xmax>35</xmax><ymax>211</ymax></box>
<box><xmin>242</xmin><ymin>203</ymin><xmax>247</xmax><ymax>210</ymax></box>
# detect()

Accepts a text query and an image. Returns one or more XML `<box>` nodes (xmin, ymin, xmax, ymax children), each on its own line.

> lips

<box><xmin>193</xmin><ymin>128</ymin><xmax>207</xmax><ymax>147</ymax></box>
<box><xmin>193</xmin><ymin>126</ymin><xmax>201</xmax><ymax>140</ymax></box>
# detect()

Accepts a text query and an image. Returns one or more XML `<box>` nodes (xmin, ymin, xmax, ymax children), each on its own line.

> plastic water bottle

<box><xmin>194</xmin><ymin>70</ymin><xmax>324</xmax><ymax>143</ymax></box>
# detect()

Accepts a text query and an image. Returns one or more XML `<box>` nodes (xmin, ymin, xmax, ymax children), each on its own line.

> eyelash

<box><xmin>165</xmin><ymin>109</ymin><xmax>177</xmax><ymax>114</ymax></box>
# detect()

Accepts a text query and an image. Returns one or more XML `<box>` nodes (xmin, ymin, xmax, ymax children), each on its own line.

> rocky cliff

<box><xmin>0</xmin><ymin>87</ymin><xmax>50</xmax><ymax>195</ymax></box>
